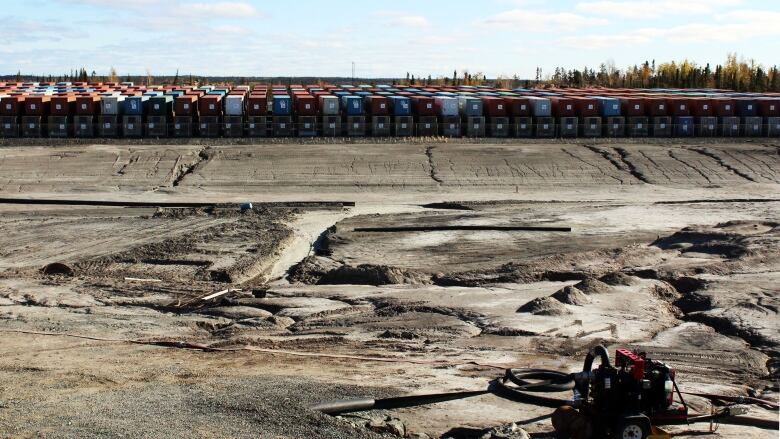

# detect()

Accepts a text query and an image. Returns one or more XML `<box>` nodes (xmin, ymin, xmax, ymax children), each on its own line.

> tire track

<box><xmin>424</xmin><ymin>146</ymin><xmax>443</xmax><ymax>184</ymax></box>
<box><xmin>614</xmin><ymin>147</ymin><xmax>652</xmax><ymax>183</ymax></box>
<box><xmin>686</xmin><ymin>147</ymin><xmax>757</xmax><ymax>183</ymax></box>
<box><xmin>667</xmin><ymin>150</ymin><xmax>713</xmax><ymax>184</ymax></box>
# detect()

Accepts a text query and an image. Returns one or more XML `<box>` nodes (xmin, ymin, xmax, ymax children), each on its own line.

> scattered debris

<box><xmin>124</xmin><ymin>277</ymin><xmax>162</xmax><ymax>283</ymax></box>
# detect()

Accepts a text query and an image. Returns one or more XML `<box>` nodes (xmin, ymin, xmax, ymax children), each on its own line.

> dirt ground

<box><xmin>0</xmin><ymin>140</ymin><xmax>778</xmax><ymax>438</ymax></box>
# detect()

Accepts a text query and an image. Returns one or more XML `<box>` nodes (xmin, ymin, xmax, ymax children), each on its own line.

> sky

<box><xmin>2</xmin><ymin>0</ymin><xmax>779</xmax><ymax>79</ymax></box>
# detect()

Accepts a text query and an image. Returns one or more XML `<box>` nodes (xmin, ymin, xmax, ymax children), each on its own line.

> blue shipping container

<box><xmin>273</xmin><ymin>95</ymin><xmax>292</xmax><ymax>115</ymax></box>
<box><xmin>674</xmin><ymin>116</ymin><xmax>695</xmax><ymax>136</ymax></box>
<box><xmin>595</xmin><ymin>97</ymin><xmax>621</xmax><ymax>117</ymax></box>
<box><xmin>341</xmin><ymin>95</ymin><xmax>364</xmax><ymax>115</ymax></box>
<box><xmin>388</xmin><ymin>96</ymin><xmax>411</xmax><ymax>116</ymax></box>
<box><xmin>123</xmin><ymin>96</ymin><xmax>148</xmax><ymax>115</ymax></box>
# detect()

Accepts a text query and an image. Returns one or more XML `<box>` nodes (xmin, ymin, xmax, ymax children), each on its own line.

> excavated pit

<box><xmin>1</xmin><ymin>142</ymin><xmax>779</xmax><ymax>438</ymax></box>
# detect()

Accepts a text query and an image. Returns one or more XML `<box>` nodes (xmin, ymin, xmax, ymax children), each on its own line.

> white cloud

<box><xmin>188</xmin><ymin>2</ymin><xmax>261</xmax><ymax>18</ymax></box>
<box><xmin>483</xmin><ymin>9</ymin><xmax>608</xmax><ymax>31</ymax></box>
<box><xmin>575</xmin><ymin>0</ymin><xmax>743</xmax><ymax>19</ymax></box>
<box><xmin>59</xmin><ymin>0</ymin><xmax>262</xmax><ymax>19</ymax></box>
<box><xmin>373</xmin><ymin>11</ymin><xmax>431</xmax><ymax>28</ymax></box>
<box><xmin>554</xmin><ymin>8</ymin><xmax>780</xmax><ymax>49</ymax></box>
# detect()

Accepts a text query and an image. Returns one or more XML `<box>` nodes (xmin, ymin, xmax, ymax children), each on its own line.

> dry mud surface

<box><xmin>0</xmin><ymin>141</ymin><xmax>778</xmax><ymax>438</ymax></box>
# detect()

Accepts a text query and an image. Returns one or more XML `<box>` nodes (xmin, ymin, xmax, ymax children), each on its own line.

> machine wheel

<box><xmin>615</xmin><ymin>415</ymin><xmax>650</xmax><ymax>439</ymax></box>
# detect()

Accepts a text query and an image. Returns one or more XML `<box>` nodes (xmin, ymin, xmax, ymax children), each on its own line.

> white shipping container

<box><xmin>224</xmin><ymin>95</ymin><xmax>245</xmax><ymax>116</ymax></box>
<box><xmin>434</xmin><ymin>97</ymin><xmax>458</xmax><ymax>117</ymax></box>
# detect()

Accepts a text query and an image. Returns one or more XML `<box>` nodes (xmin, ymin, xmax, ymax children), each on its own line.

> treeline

<box><xmin>541</xmin><ymin>54</ymin><xmax>779</xmax><ymax>92</ymax></box>
<box><xmin>4</xmin><ymin>54</ymin><xmax>778</xmax><ymax>92</ymax></box>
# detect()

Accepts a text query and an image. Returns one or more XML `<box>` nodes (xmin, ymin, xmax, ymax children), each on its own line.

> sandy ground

<box><xmin>0</xmin><ymin>140</ymin><xmax>778</xmax><ymax>438</ymax></box>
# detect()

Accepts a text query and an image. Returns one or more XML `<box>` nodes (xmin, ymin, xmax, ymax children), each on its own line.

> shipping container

<box><xmin>75</xmin><ymin>96</ymin><xmax>100</xmax><ymax>115</ymax></box>
<box><xmin>481</xmin><ymin>97</ymin><xmax>507</xmax><ymax>117</ymax></box>
<box><xmin>364</xmin><ymin>96</ymin><xmax>389</xmax><ymax>116</ymax></box>
<box><xmin>224</xmin><ymin>95</ymin><xmax>244</xmax><ymax>116</ymax></box>
<box><xmin>175</xmin><ymin>95</ymin><xmax>198</xmax><ymax>117</ymax></box>
<box><xmin>147</xmin><ymin>95</ymin><xmax>173</xmax><ymax>116</ymax></box>
<box><xmin>411</xmin><ymin>96</ymin><xmax>436</xmax><ymax>116</ymax></box>
<box><xmin>616</xmin><ymin>97</ymin><xmax>642</xmax><ymax>117</ymax></box>
<box><xmin>246</xmin><ymin>96</ymin><xmax>268</xmax><ymax>116</ymax></box>
<box><xmin>341</xmin><ymin>95</ymin><xmax>364</xmax><ymax>116</ymax></box>
<box><xmin>644</xmin><ymin>98</ymin><xmax>667</xmax><ymax>116</ymax></box>
<box><xmin>573</xmin><ymin>97</ymin><xmax>599</xmax><ymax>117</ymax></box>
<box><xmin>388</xmin><ymin>96</ymin><xmax>411</xmax><ymax>116</ymax></box>
<box><xmin>734</xmin><ymin>99</ymin><xmax>758</xmax><ymax>117</ymax></box>
<box><xmin>689</xmin><ymin>98</ymin><xmax>713</xmax><ymax>117</ymax></box>
<box><xmin>319</xmin><ymin>95</ymin><xmax>340</xmax><ymax>115</ymax></box>
<box><xmin>667</xmin><ymin>98</ymin><xmax>690</xmax><ymax>116</ymax></box>
<box><xmin>503</xmin><ymin>97</ymin><xmax>531</xmax><ymax>117</ymax></box>
<box><xmin>551</xmin><ymin>97</ymin><xmax>576</xmax><ymax>117</ymax></box>
<box><xmin>527</xmin><ymin>97</ymin><xmax>551</xmax><ymax>117</ymax></box>
<box><xmin>124</xmin><ymin>96</ymin><xmax>147</xmax><ymax>116</ymax></box>
<box><xmin>594</xmin><ymin>97</ymin><xmax>621</xmax><ymax>117</ymax></box>
<box><xmin>712</xmin><ymin>99</ymin><xmax>735</xmax><ymax>117</ymax></box>
<box><xmin>24</xmin><ymin>96</ymin><xmax>50</xmax><ymax>116</ymax></box>
<box><xmin>757</xmin><ymin>98</ymin><xmax>780</xmax><ymax>117</ymax></box>
<box><xmin>101</xmin><ymin>95</ymin><xmax>125</xmax><ymax>115</ymax></box>
<box><xmin>1</xmin><ymin>96</ymin><xmax>24</xmax><ymax>116</ymax></box>
<box><xmin>458</xmin><ymin>96</ymin><xmax>483</xmax><ymax>117</ymax></box>
<box><xmin>295</xmin><ymin>95</ymin><xmax>317</xmax><ymax>116</ymax></box>
<box><xmin>434</xmin><ymin>96</ymin><xmax>459</xmax><ymax>117</ymax></box>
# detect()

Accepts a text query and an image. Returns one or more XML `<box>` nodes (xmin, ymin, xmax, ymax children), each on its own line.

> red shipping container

<box><xmin>551</xmin><ymin>97</ymin><xmax>576</xmax><ymax>117</ymax></box>
<box><xmin>711</xmin><ymin>99</ymin><xmax>735</xmax><ymax>117</ymax></box>
<box><xmin>689</xmin><ymin>98</ymin><xmax>713</xmax><ymax>117</ymax></box>
<box><xmin>573</xmin><ymin>97</ymin><xmax>599</xmax><ymax>117</ymax></box>
<box><xmin>644</xmin><ymin>98</ymin><xmax>668</xmax><ymax>116</ymax></box>
<box><xmin>295</xmin><ymin>95</ymin><xmax>317</xmax><ymax>115</ymax></box>
<box><xmin>619</xmin><ymin>97</ymin><xmax>645</xmax><ymax>117</ymax></box>
<box><xmin>504</xmin><ymin>97</ymin><xmax>531</xmax><ymax>117</ymax></box>
<box><xmin>246</xmin><ymin>96</ymin><xmax>267</xmax><ymax>116</ymax></box>
<box><xmin>75</xmin><ymin>96</ymin><xmax>99</xmax><ymax>115</ymax></box>
<box><xmin>758</xmin><ymin>98</ymin><xmax>780</xmax><ymax>117</ymax></box>
<box><xmin>365</xmin><ymin>96</ymin><xmax>389</xmax><ymax>115</ymax></box>
<box><xmin>50</xmin><ymin>96</ymin><xmax>75</xmax><ymax>116</ymax></box>
<box><xmin>175</xmin><ymin>95</ymin><xmax>198</xmax><ymax>116</ymax></box>
<box><xmin>667</xmin><ymin>98</ymin><xmax>690</xmax><ymax>116</ymax></box>
<box><xmin>0</xmin><ymin>95</ymin><xmax>24</xmax><ymax>115</ymax></box>
<box><xmin>24</xmin><ymin>96</ymin><xmax>50</xmax><ymax>116</ymax></box>
<box><xmin>481</xmin><ymin>97</ymin><xmax>506</xmax><ymax>117</ymax></box>
<box><xmin>199</xmin><ymin>95</ymin><xmax>223</xmax><ymax>116</ymax></box>
<box><xmin>411</xmin><ymin>96</ymin><xmax>436</xmax><ymax>116</ymax></box>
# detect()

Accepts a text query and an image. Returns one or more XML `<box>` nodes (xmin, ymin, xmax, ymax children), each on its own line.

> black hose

<box><xmin>504</xmin><ymin>369</ymin><xmax>575</xmax><ymax>392</ymax></box>
<box><xmin>583</xmin><ymin>345</ymin><xmax>610</xmax><ymax>372</ymax></box>
<box><xmin>310</xmin><ymin>390</ymin><xmax>491</xmax><ymax>415</ymax></box>
<box><xmin>492</xmin><ymin>369</ymin><xmax>575</xmax><ymax>408</ymax></box>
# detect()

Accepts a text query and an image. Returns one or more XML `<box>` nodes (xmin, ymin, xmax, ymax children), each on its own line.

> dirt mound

<box><xmin>650</xmin><ymin>282</ymin><xmax>682</xmax><ymax>302</ymax></box>
<box><xmin>41</xmin><ymin>262</ymin><xmax>74</xmax><ymax>276</ymax></box>
<box><xmin>598</xmin><ymin>271</ymin><xmax>637</xmax><ymax>286</ymax></box>
<box><xmin>319</xmin><ymin>264</ymin><xmax>432</xmax><ymax>286</ymax></box>
<box><xmin>516</xmin><ymin>297</ymin><xmax>571</xmax><ymax>316</ymax></box>
<box><xmin>653</xmin><ymin>228</ymin><xmax>750</xmax><ymax>258</ymax></box>
<box><xmin>287</xmin><ymin>256</ymin><xmax>342</xmax><ymax>284</ymax></box>
<box><xmin>378</xmin><ymin>330</ymin><xmax>419</xmax><ymax>340</ymax></box>
<box><xmin>573</xmin><ymin>277</ymin><xmax>612</xmax><ymax>295</ymax></box>
<box><xmin>551</xmin><ymin>286</ymin><xmax>591</xmax><ymax>306</ymax></box>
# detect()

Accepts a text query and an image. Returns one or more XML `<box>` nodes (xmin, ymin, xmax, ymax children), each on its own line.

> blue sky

<box><xmin>3</xmin><ymin>0</ymin><xmax>779</xmax><ymax>79</ymax></box>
